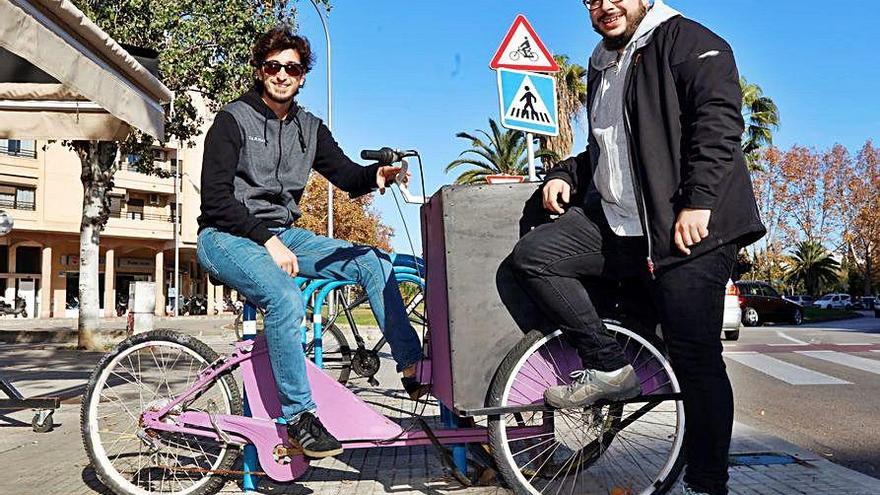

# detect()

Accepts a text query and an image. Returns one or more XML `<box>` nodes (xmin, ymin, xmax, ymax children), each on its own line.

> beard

<box><xmin>263</xmin><ymin>81</ymin><xmax>299</xmax><ymax>104</ymax></box>
<box><xmin>593</xmin><ymin>3</ymin><xmax>649</xmax><ymax>51</ymax></box>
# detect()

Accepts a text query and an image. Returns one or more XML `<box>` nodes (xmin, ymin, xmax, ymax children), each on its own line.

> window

<box><xmin>0</xmin><ymin>139</ymin><xmax>36</xmax><ymax>159</ymax></box>
<box><xmin>126</xmin><ymin>198</ymin><xmax>145</xmax><ymax>220</ymax></box>
<box><xmin>169</xmin><ymin>202</ymin><xmax>181</xmax><ymax>223</ymax></box>
<box><xmin>109</xmin><ymin>196</ymin><xmax>123</xmax><ymax>217</ymax></box>
<box><xmin>0</xmin><ymin>184</ymin><xmax>36</xmax><ymax>210</ymax></box>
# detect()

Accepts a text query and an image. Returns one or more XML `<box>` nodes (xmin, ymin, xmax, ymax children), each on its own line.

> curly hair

<box><xmin>251</xmin><ymin>26</ymin><xmax>315</xmax><ymax>75</ymax></box>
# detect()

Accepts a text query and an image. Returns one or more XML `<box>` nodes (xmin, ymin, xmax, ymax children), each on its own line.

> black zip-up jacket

<box><xmin>197</xmin><ymin>88</ymin><xmax>380</xmax><ymax>245</ymax></box>
<box><xmin>545</xmin><ymin>16</ymin><xmax>766</xmax><ymax>274</ymax></box>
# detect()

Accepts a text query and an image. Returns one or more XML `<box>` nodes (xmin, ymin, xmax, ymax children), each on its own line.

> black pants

<box><xmin>509</xmin><ymin>205</ymin><xmax>737</xmax><ymax>495</ymax></box>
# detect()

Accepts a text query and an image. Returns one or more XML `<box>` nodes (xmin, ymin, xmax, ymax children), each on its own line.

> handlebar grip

<box><xmin>360</xmin><ymin>147</ymin><xmax>397</xmax><ymax>164</ymax></box>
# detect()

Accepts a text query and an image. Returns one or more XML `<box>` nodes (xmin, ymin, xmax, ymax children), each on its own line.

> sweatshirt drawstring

<box><xmin>293</xmin><ymin>111</ymin><xmax>306</xmax><ymax>153</ymax></box>
<box><xmin>263</xmin><ymin>108</ymin><xmax>268</xmax><ymax>146</ymax></box>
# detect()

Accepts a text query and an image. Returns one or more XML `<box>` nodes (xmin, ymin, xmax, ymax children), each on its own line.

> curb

<box><xmin>732</xmin><ymin>421</ymin><xmax>880</xmax><ymax>490</ymax></box>
<box><xmin>0</xmin><ymin>315</ymin><xmax>233</xmax><ymax>344</ymax></box>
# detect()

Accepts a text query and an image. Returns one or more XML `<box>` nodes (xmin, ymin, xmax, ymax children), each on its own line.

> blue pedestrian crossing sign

<box><xmin>496</xmin><ymin>68</ymin><xmax>558</xmax><ymax>136</ymax></box>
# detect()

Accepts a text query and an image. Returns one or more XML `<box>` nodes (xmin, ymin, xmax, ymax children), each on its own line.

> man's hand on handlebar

<box><xmin>264</xmin><ymin>236</ymin><xmax>299</xmax><ymax>276</ymax></box>
<box><xmin>376</xmin><ymin>166</ymin><xmax>411</xmax><ymax>195</ymax></box>
<box><xmin>543</xmin><ymin>178</ymin><xmax>571</xmax><ymax>214</ymax></box>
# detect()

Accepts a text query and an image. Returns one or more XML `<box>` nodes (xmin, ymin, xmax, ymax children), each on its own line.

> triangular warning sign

<box><xmin>504</xmin><ymin>74</ymin><xmax>554</xmax><ymax>126</ymax></box>
<box><xmin>490</xmin><ymin>14</ymin><xmax>559</xmax><ymax>72</ymax></box>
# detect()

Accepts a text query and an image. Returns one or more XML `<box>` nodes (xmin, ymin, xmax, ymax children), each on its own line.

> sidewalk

<box><xmin>1</xmin><ymin>327</ymin><xmax>879</xmax><ymax>494</ymax></box>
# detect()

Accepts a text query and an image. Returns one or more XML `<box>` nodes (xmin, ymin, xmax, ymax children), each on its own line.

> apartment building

<box><xmin>0</xmin><ymin>134</ymin><xmax>212</xmax><ymax>318</ymax></box>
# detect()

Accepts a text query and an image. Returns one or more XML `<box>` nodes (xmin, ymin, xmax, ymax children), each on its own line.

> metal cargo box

<box><xmin>421</xmin><ymin>182</ymin><xmax>552</xmax><ymax>415</ymax></box>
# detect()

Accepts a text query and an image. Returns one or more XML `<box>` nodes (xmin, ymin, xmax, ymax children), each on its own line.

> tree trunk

<box><xmin>865</xmin><ymin>243</ymin><xmax>873</xmax><ymax>296</ymax></box>
<box><xmin>73</xmin><ymin>141</ymin><xmax>118</xmax><ymax>350</ymax></box>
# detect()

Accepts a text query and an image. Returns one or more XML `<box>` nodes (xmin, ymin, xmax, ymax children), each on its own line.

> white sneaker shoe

<box><xmin>681</xmin><ymin>484</ymin><xmax>711</xmax><ymax>495</ymax></box>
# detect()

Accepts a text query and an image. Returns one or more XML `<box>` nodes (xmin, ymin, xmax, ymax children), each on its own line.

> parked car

<box><xmin>783</xmin><ymin>294</ymin><xmax>814</xmax><ymax>307</ymax></box>
<box><xmin>854</xmin><ymin>296</ymin><xmax>876</xmax><ymax>310</ymax></box>
<box><xmin>723</xmin><ymin>280</ymin><xmax>743</xmax><ymax>340</ymax></box>
<box><xmin>875</xmin><ymin>298</ymin><xmax>880</xmax><ymax>318</ymax></box>
<box><xmin>734</xmin><ymin>281</ymin><xmax>804</xmax><ymax>327</ymax></box>
<box><xmin>814</xmin><ymin>293</ymin><xmax>853</xmax><ymax>310</ymax></box>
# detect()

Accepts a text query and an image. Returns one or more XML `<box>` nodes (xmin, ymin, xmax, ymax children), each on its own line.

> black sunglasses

<box><xmin>583</xmin><ymin>0</ymin><xmax>624</xmax><ymax>10</ymax></box>
<box><xmin>261</xmin><ymin>61</ymin><xmax>305</xmax><ymax>77</ymax></box>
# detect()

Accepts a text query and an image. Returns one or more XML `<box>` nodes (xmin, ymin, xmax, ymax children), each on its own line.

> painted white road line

<box><xmin>796</xmin><ymin>350</ymin><xmax>880</xmax><ymax>375</ymax></box>
<box><xmin>725</xmin><ymin>352</ymin><xmax>850</xmax><ymax>385</ymax></box>
<box><xmin>775</xmin><ymin>331</ymin><xmax>809</xmax><ymax>345</ymax></box>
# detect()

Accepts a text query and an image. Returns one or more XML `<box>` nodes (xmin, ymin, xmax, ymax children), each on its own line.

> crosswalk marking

<box><xmin>796</xmin><ymin>350</ymin><xmax>880</xmax><ymax>375</ymax></box>
<box><xmin>725</xmin><ymin>352</ymin><xmax>851</xmax><ymax>385</ymax></box>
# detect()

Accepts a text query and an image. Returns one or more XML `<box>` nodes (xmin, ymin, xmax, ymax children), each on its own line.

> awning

<box><xmin>0</xmin><ymin>0</ymin><xmax>173</xmax><ymax>140</ymax></box>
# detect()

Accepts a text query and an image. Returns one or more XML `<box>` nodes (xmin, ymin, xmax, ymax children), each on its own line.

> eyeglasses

<box><xmin>261</xmin><ymin>61</ymin><xmax>305</xmax><ymax>77</ymax></box>
<box><xmin>583</xmin><ymin>0</ymin><xmax>624</xmax><ymax>11</ymax></box>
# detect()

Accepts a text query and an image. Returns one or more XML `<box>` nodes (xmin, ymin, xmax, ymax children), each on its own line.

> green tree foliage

<box><xmin>784</xmin><ymin>241</ymin><xmax>841</xmax><ymax>296</ymax></box>
<box><xmin>446</xmin><ymin>119</ymin><xmax>557</xmax><ymax>185</ymax></box>
<box><xmin>741</xmin><ymin>77</ymin><xmax>780</xmax><ymax>171</ymax></box>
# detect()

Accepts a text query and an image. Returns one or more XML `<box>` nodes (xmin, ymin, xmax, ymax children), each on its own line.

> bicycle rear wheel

<box><xmin>304</xmin><ymin>323</ymin><xmax>352</xmax><ymax>384</ymax></box>
<box><xmin>81</xmin><ymin>330</ymin><xmax>241</xmax><ymax>495</ymax></box>
<box><xmin>487</xmin><ymin>325</ymin><xmax>685</xmax><ymax>495</ymax></box>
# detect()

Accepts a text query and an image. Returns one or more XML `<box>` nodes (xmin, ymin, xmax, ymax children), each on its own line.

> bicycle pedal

<box><xmin>273</xmin><ymin>443</ymin><xmax>304</xmax><ymax>463</ymax></box>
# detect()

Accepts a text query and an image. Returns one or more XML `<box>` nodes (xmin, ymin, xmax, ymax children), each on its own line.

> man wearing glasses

<box><xmin>196</xmin><ymin>27</ymin><xmax>427</xmax><ymax>459</ymax></box>
<box><xmin>509</xmin><ymin>1</ymin><xmax>765</xmax><ymax>494</ymax></box>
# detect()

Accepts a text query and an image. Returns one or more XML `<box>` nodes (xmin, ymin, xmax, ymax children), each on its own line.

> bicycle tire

<box><xmin>487</xmin><ymin>326</ymin><xmax>685</xmax><ymax>495</ymax></box>
<box><xmin>81</xmin><ymin>330</ymin><xmax>242</xmax><ymax>495</ymax></box>
<box><xmin>304</xmin><ymin>323</ymin><xmax>352</xmax><ymax>384</ymax></box>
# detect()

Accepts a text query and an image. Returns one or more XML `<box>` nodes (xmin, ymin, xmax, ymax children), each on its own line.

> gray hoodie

<box><xmin>589</xmin><ymin>0</ymin><xmax>681</xmax><ymax>236</ymax></box>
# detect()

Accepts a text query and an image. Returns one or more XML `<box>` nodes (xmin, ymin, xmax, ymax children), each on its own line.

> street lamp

<box><xmin>305</xmin><ymin>0</ymin><xmax>333</xmax><ymax>238</ymax></box>
<box><xmin>306</xmin><ymin>0</ymin><xmax>336</xmax><ymax>315</ymax></box>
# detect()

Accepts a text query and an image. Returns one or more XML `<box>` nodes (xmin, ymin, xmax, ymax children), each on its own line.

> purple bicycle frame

<box><xmin>139</xmin><ymin>335</ymin><xmax>535</xmax><ymax>482</ymax></box>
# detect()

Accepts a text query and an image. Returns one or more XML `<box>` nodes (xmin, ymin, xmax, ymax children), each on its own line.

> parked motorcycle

<box><xmin>0</xmin><ymin>296</ymin><xmax>28</xmax><ymax>318</ymax></box>
<box><xmin>116</xmin><ymin>297</ymin><xmax>128</xmax><ymax>317</ymax></box>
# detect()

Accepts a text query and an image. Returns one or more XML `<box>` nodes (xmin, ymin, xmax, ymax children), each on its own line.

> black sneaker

<box><xmin>287</xmin><ymin>412</ymin><xmax>343</xmax><ymax>458</ymax></box>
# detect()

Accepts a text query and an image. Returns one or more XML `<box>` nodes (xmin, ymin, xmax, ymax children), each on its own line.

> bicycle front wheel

<box><xmin>487</xmin><ymin>326</ymin><xmax>685</xmax><ymax>495</ymax></box>
<box><xmin>81</xmin><ymin>330</ymin><xmax>242</xmax><ymax>495</ymax></box>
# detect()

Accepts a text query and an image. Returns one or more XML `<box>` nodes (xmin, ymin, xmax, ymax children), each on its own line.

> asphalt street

<box><xmin>724</xmin><ymin>312</ymin><xmax>880</xmax><ymax>478</ymax></box>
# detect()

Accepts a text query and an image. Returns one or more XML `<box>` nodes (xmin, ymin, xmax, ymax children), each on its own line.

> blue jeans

<box><xmin>197</xmin><ymin>226</ymin><xmax>423</xmax><ymax>421</ymax></box>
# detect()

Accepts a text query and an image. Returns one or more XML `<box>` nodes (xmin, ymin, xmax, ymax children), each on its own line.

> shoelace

<box><xmin>567</xmin><ymin>369</ymin><xmax>596</xmax><ymax>391</ymax></box>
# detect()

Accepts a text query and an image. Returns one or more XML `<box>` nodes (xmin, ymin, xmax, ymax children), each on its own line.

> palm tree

<box><xmin>538</xmin><ymin>55</ymin><xmax>589</xmax><ymax>166</ymax></box>
<box><xmin>741</xmin><ymin>77</ymin><xmax>780</xmax><ymax>170</ymax></box>
<box><xmin>784</xmin><ymin>241</ymin><xmax>841</xmax><ymax>296</ymax></box>
<box><xmin>446</xmin><ymin>119</ymin><xmax>557</xmax><ymax>185</ymax></box>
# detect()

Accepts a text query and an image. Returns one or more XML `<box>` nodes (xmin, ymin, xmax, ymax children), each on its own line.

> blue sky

<box><xmin>293</xmin><ymin>1</ymin><xmax>880</xmax><ymax>254</ymax></box>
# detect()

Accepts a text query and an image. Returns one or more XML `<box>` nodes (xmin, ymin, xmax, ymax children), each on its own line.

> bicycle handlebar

<box><xmin>359</xmin><ymin>147</ymin><xmax>427</xmax><ymax>204</ymax></box>
<box><xmin>360</xmin><ymin>147</ymin><xmax>402</xmax><ymax>165</ymax></box>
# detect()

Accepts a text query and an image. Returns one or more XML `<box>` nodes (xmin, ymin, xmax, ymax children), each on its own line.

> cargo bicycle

<box><xmin>81</xmin><ymin>148</ymin><xmax>686</xmax><ymax>495</ymax></box>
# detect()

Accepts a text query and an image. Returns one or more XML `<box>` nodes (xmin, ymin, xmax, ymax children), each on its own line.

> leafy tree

<box><xmin>68</xmin><ymin>0</ymin><xmax>329</xmax><ymax>348</ymax></box>
<box><xmin>827</xmin><ymin>141</ymin><xmax>879</xmax><ymax>295</ymax></box>
<box><xmin>741</xmin><ymin>77</ymin><xmax>780</xmax><ymax>171</ymax></box>
<box><xmin>296</xmin><ymin>174</ymin><xmax>393</xmax><ymax>252</ymax></box>
<box><xmin>539</xmin><ymin>55</ymin><xmax>588</xmax><ymax>167</ymax></box>
<box><xmin>446</xmin><ymin>119</ymin><xmax>557</xmax><ymax>185</ymax></box>
<box><xmin>784</xmin><ymin>241</ymin><xmax>841</xmax><ymax>297</ymax></box>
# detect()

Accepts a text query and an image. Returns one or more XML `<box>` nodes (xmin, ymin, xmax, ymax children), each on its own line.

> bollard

<box><xmin>127</xmin><ymin>282</ymin><xmax>155</xmax><ymax>334</ymax></box>
<box><xmin>241</xmin><ymin>302</ymin><xmax>260</xmax><ymax>492</ymax></box>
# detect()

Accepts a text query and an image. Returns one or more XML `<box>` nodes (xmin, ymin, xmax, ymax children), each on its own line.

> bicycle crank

<box><xmin>351</xmin><ymin>348</ymin><xmax>381</xmax><ymax>381</ymax></box>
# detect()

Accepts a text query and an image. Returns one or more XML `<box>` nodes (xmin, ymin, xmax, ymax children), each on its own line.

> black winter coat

<box><xmin>546</xmin><ymin>16</ymin><xmax>765</xmax><ymax>275</ymax></box>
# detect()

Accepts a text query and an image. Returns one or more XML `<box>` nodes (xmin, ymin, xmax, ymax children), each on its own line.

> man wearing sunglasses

<box><xmin>196</xmin><ymin>26</ymin><xmax>427</xmax><ymax>459</ymax></box>
<box><xmin>509</xmin><ymin>1</ymin><xmax>765</xmax><ymax>494</ymax></box>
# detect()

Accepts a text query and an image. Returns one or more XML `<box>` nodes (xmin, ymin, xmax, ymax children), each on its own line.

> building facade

<box><xmin>0</xmin><ymin>131</ymin><xmax>221</xmax><ymax>318</ymax></box>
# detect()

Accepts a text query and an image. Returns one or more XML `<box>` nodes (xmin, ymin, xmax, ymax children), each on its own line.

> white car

<box><xmin>814</xmin><ymin>293</ymin><xmax>853</xmax><ymax>310</ymax></box>
<box><xmin>723</xmin><ymin>280</ymin><xmax>742</xmax><ymax>340</ymax></box>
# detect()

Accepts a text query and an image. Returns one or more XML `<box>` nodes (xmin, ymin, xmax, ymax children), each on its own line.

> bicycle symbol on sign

<box><xmin>509</xmin><ymin>37</ymin><xmax>539</xmax><ymax>62</ymax></box>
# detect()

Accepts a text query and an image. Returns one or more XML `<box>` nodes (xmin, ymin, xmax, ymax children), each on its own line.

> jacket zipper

<box><xmin>622</xmin><ymin>50</ymin><xmax>656</xmax><ymax>279</ymax></box>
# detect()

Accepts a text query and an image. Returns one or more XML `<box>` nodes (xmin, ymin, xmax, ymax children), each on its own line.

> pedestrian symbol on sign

<box><xmin>497</xmin><ymin>69</ymin><xmax>558</xmax><ymax>136</ymax></box>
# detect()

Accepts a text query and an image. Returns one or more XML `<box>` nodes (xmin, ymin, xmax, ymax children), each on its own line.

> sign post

<box><xmin>490</xmin><ymin>14</ymin><xmax>559</xmax><ymax>182</ymax></box>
